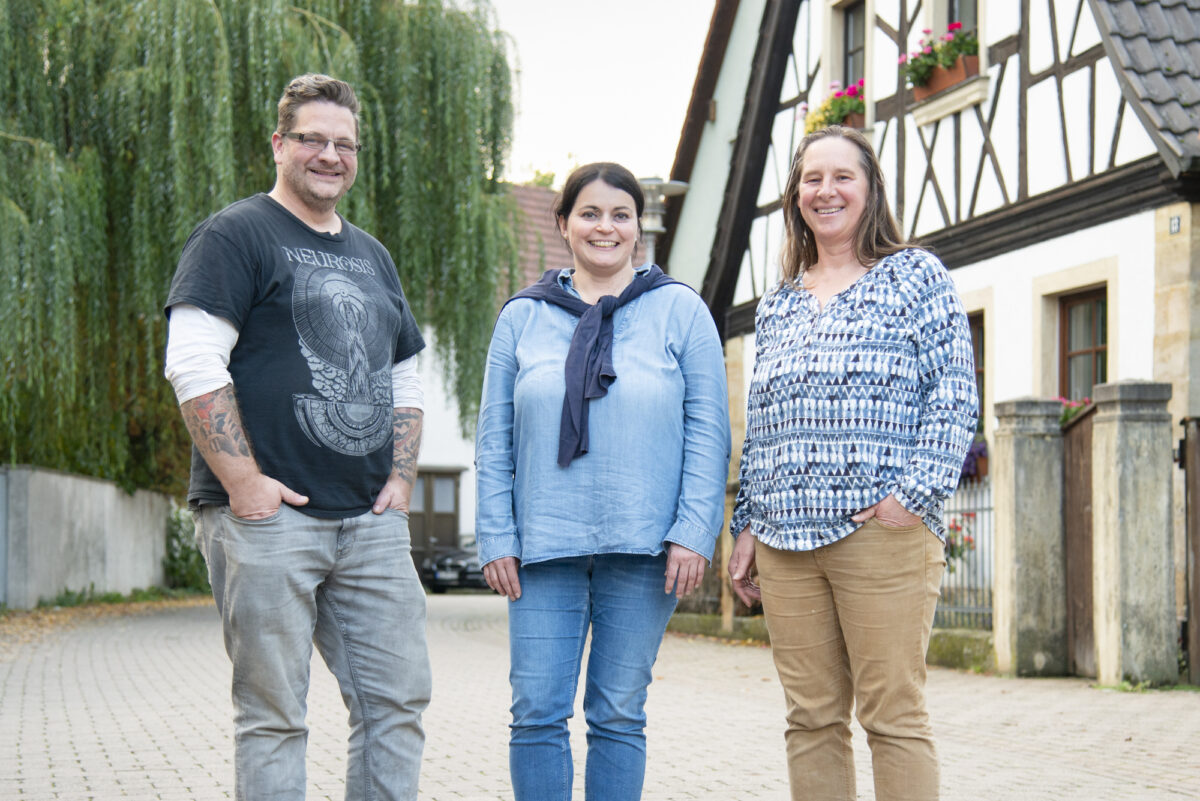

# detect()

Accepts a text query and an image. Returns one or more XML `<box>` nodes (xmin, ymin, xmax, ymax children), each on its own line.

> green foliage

<box><xmin>0</xmin><ymin>0</ymin><xmax>518</xmax><ymax>494</ymax></box>
<box><xmin>943</xmin><ymin>512</ymin><xmax>977</xmax><ymax>574</ymax></box>
<box><xmin>1058</xmin><ymin>396</ymin><xmax>1091</xmax><ymax>426</ymax></box>
<box><xmin>37</xmin><ymin>584</ymin><xmax>185</xmax><ymax>608</ymax></box>
<box><xmin>164</xmin><ymin>503</ymin><xmax>210</xmax><ymax>592</ymax></box>
<box><xmin>528</xmin><ymin>170</ymin><xmax>557</xmax><ymax>188</ymax></box>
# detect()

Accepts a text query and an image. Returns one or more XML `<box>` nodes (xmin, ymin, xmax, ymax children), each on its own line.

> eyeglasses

<box><xmin>281</xmin><ymin>131</ymin><xmax>363</xmax><ymax>156</ymax></box>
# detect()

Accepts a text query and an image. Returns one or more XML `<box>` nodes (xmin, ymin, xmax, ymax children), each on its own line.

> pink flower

<box><xmin>898</xmin><ymin>53</ymin><xmax>908</xmax><ymax>64</ymax></box>
<box><xmin>834</xmin><ymin>89</ymin><xmax>844</xmax><ymax>97</ymax></box>
<box><xmin>829</xmin><ymin>80</ymin><xmax>842</xmax><ymax>90</ymax></box>
<box><xmin>922</xmin><ymin>28</ymin><xmax>932</xmax><ymax>34</ymax></box>
<box><xmin>846</xmin><ymin>85</ymin><xmax>858</xmax><ymax>96</ymax></box>
<box><xmin>949</xmin><ymin>21</ymin><xmax>963</xmax><ymax>31</ymax></box>
<box><xmin>799</xmin><ymin>101</ymin><xmax>809</xmax><ymax>112</ymax></box>
<box><xmin>857</xmin><ymin>78</ymin><xmax>865</xmax><ymax>87</ymax></box>
<box><xmin>942</xmin><ymin>33</ymin><xmax>953</xmax><ymax>41</ymax></box>
<box><xmin>923</xmin><ymin>45</ymin><xmax>932</xmax><ymax>54</ymax></box>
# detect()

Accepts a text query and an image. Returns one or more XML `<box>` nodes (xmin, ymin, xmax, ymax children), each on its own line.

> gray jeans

<box><xmin>195</xmin><ymin>503</ymin><xmax>431</xmax><ymax>801</ymax></box>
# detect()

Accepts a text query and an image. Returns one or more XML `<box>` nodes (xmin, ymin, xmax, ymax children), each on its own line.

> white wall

<box><xmin>668</xmin><ymin>0</ymin><xmax>767</xmax><ymax>290</ymax></box>
<box><xmin>416</xmin><ymin>328</ymin><xmax>478</xmax><ymax>545</ymax></box>
<box><xmin>951</xmin><ymin>210</ymin><xmax>1157</xmax><ymax>431</ymax></box>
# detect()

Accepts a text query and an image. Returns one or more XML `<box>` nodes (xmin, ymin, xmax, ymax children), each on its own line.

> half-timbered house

<box><xmin>663</xmin><ymin>0</ymin><xmax>1200</xmax><ymax>664</ymax></box>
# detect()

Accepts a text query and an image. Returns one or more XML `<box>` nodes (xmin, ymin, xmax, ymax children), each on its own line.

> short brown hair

<box><xmin>778</xmin><ymin>125</ymin><xmax>909</xmax><ymax>283</ymax></box>
<box><xmin>276</xmin><ymin>73</ymin><xmax>361</xmax><ymax>138</ymax></box>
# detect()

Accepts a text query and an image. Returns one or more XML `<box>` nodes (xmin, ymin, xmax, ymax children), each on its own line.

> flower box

<box><xmin>912</xmin><ymin>54</ymin><xmax>979</xmax><ymax>102</ymax></box>
<box><xmin>803</xmin><ymin>79</ymin><xmax>866</xmax><ymax>134</ymax></box>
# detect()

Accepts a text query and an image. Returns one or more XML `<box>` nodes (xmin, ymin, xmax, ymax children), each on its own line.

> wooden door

<box><xmin>1063</xmin><ymin>405</ymin><xmax>1096</xmax><ymax>677</ymax></box>
<box><xmin>1184</xmin><ymin>419</ymin><xmax>1200</xmax><ymax>685</ymax></box>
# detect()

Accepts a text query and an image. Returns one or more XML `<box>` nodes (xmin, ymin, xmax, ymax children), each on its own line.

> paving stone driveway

<box><xmin>2</xmin><ymin>593</ymin><xmax>1198</xmax><ymax>800</ymax></box>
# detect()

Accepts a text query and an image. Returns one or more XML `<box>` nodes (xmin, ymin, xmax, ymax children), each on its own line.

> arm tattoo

<box><xmin>392</xmin><ymin>407</ymin><xmax>423</xmax><ymax>487</ymax></box>
<box><xmin>181</xmin><ymin>384</ymin><xmax>253</xmax><ymax>460</ymax></box>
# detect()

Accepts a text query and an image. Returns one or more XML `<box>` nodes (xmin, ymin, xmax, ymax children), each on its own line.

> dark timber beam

<box><xmin>700</xmin><ymin>0</ymin><xmax>802</xmax><ymax>339</ymax></box>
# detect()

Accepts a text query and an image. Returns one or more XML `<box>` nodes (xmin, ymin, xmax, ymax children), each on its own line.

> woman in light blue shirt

<box><xmin>475</xmin><ymin>162</ymin><xmax>730</xmax><ymax>801</ymax></box>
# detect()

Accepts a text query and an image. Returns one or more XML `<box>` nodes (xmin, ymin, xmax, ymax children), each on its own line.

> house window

<box><xmin>947</xmin><ymin>0</ymin><xmax>977</xmax><ymax>31</ymax></box>
<box><xmin>843</xmin><ymin>1</ymin><xmax>866</xmax><ymax>86</ymax></box>
<box><xmin>408</xmin><ymin>469</ymin><xmax>462</xmax><ymax>567</ymax></box>
<box><xmin>968</xmin><ymin>312</ymin><xmax>984</xmax><ymax>431</ymax></box>
<box><xmin>1059</xmin><ymin>289</ymin><xmax>1107</xmax><ymax>401</ymax></box>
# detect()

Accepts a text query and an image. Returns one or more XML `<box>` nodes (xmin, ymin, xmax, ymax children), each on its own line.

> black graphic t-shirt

<box><xmin>166</xmin><ymin>194</ymin><xmax>425</xmax><ymax>518</ymax></box>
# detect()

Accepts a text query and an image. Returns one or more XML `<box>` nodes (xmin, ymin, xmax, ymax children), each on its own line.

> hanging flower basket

<box><xmin>912</xmin><ymin>54</ymin><xmax>980</xmax><ymax>102</ymax></box>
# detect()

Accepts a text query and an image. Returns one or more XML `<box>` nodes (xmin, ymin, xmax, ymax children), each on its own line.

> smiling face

<box><xmin>558</xmin><ymin>179</ymin><xmax>640</xmax><ymax>278</ymax></box>
<box><xmin>796</xmin><ymin>136</ymin><xmax>869</xmax><ymax>253</ymax></box>
<box><xmin>271</xmin><ymin>100</ymin><xmax>358</xmax><ymax>221</ymax></box>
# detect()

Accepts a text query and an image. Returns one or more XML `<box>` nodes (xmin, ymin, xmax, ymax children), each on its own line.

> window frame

<box><xmin>842</xmin><ymin>0</ymin><xmax>866</xmax><ymax>87</ymax></box>
<box><xmin>968</xmin><ymin>311</ymin><xmax>985</xmax><ymax>432</ymax></box>
<box><xmin>946</xmin><ymin>0</ymin><xmax>978</xmax><ymax>32</ymax></box>
<box><xmin>1058</xmin><ymin>288</ymin><xmax>1108</xmax><ymax>401</ymax></box>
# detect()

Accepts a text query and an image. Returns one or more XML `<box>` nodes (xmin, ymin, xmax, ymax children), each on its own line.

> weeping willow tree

<box><xmin>0</xmin><ymin>0</ymin><xmax>518</xmax><ymax>494</ymax></box>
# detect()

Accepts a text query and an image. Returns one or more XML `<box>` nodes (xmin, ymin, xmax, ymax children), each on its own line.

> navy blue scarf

<box><xmin>508</xmin><ymin>265</ymin><xmax>678</xmax><ymax>467</ymax></box>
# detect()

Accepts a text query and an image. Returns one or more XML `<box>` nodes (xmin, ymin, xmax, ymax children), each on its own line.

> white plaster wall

<box><xmin>668</xmin><ymin>0</ymin><xmax>767</xmax><ymax>290</ymax></box>
<box><xmin>950</xmin><ymin>210</ymin><xmax>1157</xmax><ymax>429</ymax></box>
<box><xmin>416</xmin><ymin>328</ymin><xmax>478</xmax><ymax>545</ymax></box>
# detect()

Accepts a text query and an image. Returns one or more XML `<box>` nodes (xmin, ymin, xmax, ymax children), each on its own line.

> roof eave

<box><xmin>658</xmin><ymin>0</ymin><xmax>740</xmax><ymax>271</ymax></box>
<box><xmin>1087</xmin><ymin>0</ymin><xmax>1186</xmax><ymax>178</ymax></box>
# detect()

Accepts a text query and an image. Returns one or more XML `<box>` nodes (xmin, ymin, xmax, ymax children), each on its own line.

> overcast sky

<box><xmin>488</xmin><ymin>1</ymin><xmax>717</xmax><ymax>186</ymax></box>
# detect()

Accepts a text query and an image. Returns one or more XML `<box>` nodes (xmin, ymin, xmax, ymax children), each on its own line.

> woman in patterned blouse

<box><xmin>727</xmin><ymin>126</ymin><xmax>978</xmax><ymax>801</ymax></box>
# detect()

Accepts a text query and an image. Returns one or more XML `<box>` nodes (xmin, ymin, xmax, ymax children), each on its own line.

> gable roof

<box><xmin>658</xmin><ymin>0</ymin><xmax>741</xmax><ymax>272</ymax></box>
<box><xmin>1090</xmin><ymin>0</ymin><xmax>1200</xmax><ymax>177</ymax></box>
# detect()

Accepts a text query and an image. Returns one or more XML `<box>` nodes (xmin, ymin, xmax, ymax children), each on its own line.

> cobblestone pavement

<box><xmin>2</xmin><ymin>593</ymin><xmax>1199</xmax><ymax>800</ymax></box>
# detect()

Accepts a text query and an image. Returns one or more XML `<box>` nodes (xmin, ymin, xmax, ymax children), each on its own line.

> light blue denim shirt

<box><xmin>475</xmin><ymin>266</ymin><xmax>732</xmax><ymax>568</ymax></box>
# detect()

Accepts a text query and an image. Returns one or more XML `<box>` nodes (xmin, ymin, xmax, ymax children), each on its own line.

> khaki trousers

<box><xmin>756</xmin><ymin>519</ymin><xmax>946</xmax><ymax>801</ymax></box>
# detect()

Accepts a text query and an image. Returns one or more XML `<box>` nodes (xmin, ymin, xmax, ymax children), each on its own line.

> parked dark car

<box><xmin>421</xmin><ymin>547</ymin><xmax>489</xmax><ymax>593</ymax></box>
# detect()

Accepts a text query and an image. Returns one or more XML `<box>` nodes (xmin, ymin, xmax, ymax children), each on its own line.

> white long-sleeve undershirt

<box><xmin>164</xmin><ymin>303</ymin><xmax>423</xmax><ymax>409</ymax></box>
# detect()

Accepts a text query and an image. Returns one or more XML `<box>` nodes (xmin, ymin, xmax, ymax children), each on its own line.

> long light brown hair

<box><xmin>778</xmin><ymin>125</ymin><xmax>909</xmax><ymax>283</ymax></box>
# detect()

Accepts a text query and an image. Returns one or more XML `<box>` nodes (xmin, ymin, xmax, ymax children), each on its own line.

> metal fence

<box><xmin>934</xmin><ymin>474</ymin><xmax>994</xmax><ymax>629</ymax></box>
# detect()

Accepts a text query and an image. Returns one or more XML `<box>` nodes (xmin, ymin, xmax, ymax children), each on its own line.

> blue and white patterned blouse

<box><xmin>729</xmin><ymin>248</ymin><xmax>978</xmax><ymax>550</ymax></box>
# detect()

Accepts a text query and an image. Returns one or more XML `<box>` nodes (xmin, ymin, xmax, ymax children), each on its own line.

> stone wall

<box><xmin>1</xmin><ymin>466</ymin><xmax>169</xmax><ymax>609</ymax></box>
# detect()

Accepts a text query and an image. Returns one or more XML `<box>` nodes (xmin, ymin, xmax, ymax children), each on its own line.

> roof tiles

<box><xmin>1092</xmin><ymin>0</ymin><xmax>1200</xmax><ymax>174</ymax></box>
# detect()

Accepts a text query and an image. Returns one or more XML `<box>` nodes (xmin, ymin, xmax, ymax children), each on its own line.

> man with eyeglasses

<box><xmin>162</xmin><ymin>73</ymin><xmax>431</xmax><ymax>801</ymax></box>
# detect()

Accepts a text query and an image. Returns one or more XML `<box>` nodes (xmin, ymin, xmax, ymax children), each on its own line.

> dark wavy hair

<box><xmin>778</xmin><ymin>125</ymin><xmax>909</xmax><ymax>283</ymax></box>
<box><xmin>554</xmin><ymin>162</ymin><xmax>645</xmax><ymax>243</ymax></box>
<box><xmin>276</xmin><ymin>73</ymin><xmax>361</xmax><ymax>138</ymax></box>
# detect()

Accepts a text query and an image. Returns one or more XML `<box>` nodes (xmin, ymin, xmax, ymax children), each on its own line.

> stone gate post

<box><xmin>993</xmin><ymin>399</ymin><xmax>1066</xmax><ymax>675</ymax></box>
<box><xmin>1091</xmin><ymin>381</ymin><xmax>1177</xmax><ymax>685</ymax></box>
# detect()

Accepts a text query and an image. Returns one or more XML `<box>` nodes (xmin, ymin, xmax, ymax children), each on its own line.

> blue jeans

<box><xmin>195</xmin><ymin>503</ymin><xmax>432</xmax><ymax>801</ymax></box>
<box><xmin>507</xmin><ymin>553</ymin><xmax>678</xmax><ymax>801</ymax></box>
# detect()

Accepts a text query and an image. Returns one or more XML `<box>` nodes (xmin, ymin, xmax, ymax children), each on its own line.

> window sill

<box><xmin>911</xmin><ymin>75</ymin><xmax>989</xmax><ymax>127</ymax></box>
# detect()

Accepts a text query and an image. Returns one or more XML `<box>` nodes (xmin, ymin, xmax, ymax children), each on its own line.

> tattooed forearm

<box><xmin>391</xmin><ymin>407</ymin><xmax>423</xmax><ymax>487</ymax></box>
<box><xmin>181</xmin><ymin>384</ymin><xmax>254</xmax><ymax>461</ymax></box>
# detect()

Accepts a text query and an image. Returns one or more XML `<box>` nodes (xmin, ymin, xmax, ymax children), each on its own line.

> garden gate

<box><xmin>1181</xmin><ymin>417</ymin><xmax>1200</xmax><ymax>685</ymax></box>
<box><xmin>1063</xmin><ymin>405</ymin><xmax>1097</xmax><ymax>678</ymax></box>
